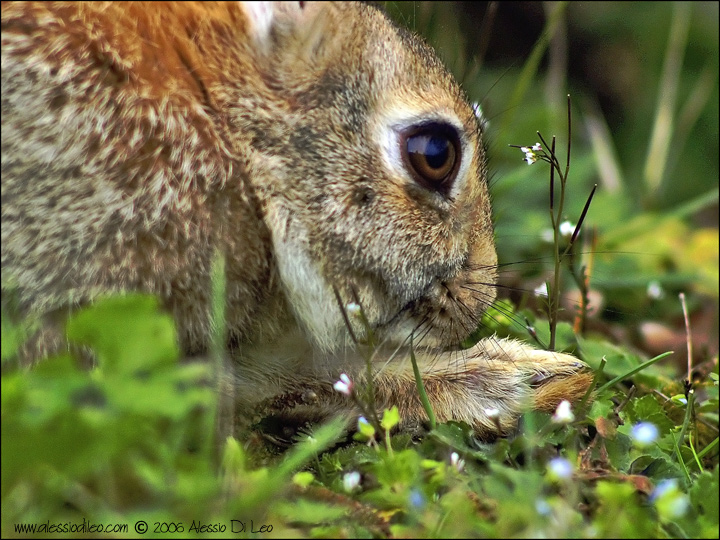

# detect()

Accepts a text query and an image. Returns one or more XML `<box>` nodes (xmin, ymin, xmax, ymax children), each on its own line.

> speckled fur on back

<box><xmin>1</xmin><ymin>1</ymin><xmax>591</xmax><ymax>437</ymax></box>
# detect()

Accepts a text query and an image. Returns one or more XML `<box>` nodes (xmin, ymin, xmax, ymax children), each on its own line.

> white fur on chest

<box><xmin>264</xmin><ymin>203</ymin><xmax>346</xmax><ymax>353</ymax></box>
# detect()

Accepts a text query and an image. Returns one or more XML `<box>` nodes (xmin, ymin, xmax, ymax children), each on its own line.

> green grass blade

<box><xmin>410</xmin><ymin>338</ymin><xmax>437</xmax><ymax>430</ymax></box>
<box><xmin>595</xmin><ymin>352</ymin><xmax>674</xmax><ymax>394</ymax></box>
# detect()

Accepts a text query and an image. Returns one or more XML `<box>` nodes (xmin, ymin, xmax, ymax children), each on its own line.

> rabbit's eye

<box><xmin>402</xmin><ymin>124</ymin><xmax>460</xmax><ymax>192</ymax></box>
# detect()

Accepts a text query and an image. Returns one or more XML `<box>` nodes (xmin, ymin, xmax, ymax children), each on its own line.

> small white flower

<box><xmin>532</xmin><ymin>142</ymin><xmax>542</xmax><ymax>151</ymax></box>
<box><xmin>647</xmin><ymin>281</ymin><xmax>664</xmax><ymax>300</ymax></box>
<box><xmin>534</xmin><ymin>283</ymin><xmax>549</xmax><ymax>298</ymax></box>
<box><xmin>559</xmin><ymin>220</ymin><xmax>576</xmax><ymax>238</ymax></box>
<box><xmin>552</xmin><ymin>400</ymin><xmax>575</xmax><ymax>423</ymax></box>
<box><xmin>484</xmin><ymin>408</ymin><xmax>500</xmax><ymax>419</ymax></box>
<box><xmin>540</xmin><ymin>228</ymin><xmax>555</xmax><ymax>243</ymax></box>
<box><xmin>333</xmin><ymin>373</ymin><xmax>353</xmax><ymax>395</ymax></box>
<box><xmin>631</xmin><ymin>422</ymin><xmax>659</xmax><ymax>447</ymax></box>
<box><xmin>547</xmin><ymin>457</ymin><xmax>573</xmax><ymax>480</ymax></box>
<box><xmin>519</xmin><ymin>146</ymin><xmax>538</xmax><ymax>165</ymax></box>
<box><xmin>343</xmin><ymin>471</ymin><xmax>361</xmax><ymax>493</ymax></box>
<box><xmin>450</xmin><ymin>452</ymin><xmax>465</xmax><ymax>473</ymax></box>
<box><xmin>346</xmin><ymin>302</ymin><xmax>361</xmax><ymax>316</ymax></box>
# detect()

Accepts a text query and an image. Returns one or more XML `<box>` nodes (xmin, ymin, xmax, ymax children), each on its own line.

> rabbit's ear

<box><xmin>240</xmin><ymin>1</ymin><xmax>333</xmax><ymax>62</ymax></box>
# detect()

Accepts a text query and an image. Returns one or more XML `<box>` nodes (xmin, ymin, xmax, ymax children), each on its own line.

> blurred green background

<box><xmin>385</xmin><ymin>1</ymin><xmax>719</xmax><ymax>365</ymax></box>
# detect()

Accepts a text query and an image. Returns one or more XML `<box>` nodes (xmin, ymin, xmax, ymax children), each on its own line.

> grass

<box><xmin>2</xmin><ymin>2</ymin><xmax>718</xmax><ymax>538</ymax></box>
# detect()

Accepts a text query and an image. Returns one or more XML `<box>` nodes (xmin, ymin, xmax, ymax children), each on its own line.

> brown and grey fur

<box><xmin>1</xmin><ymin>1</ymin><xmax>591</xmax><ymax>437</ymax></box>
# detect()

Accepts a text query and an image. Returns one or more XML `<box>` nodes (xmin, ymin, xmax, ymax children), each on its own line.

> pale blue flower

<box><xmin>631</xmin><ymin>422</ymin><xmax>659</xmax><ymax>447</ymax></box>
<box><xmin>343</xmin><ymin>471</ymin><xmax>361</xmax><ymax>493</ymax></box>
<box><xmin>409</xmin><ymin>489</ymin><xmax>426</xmax><ymax>509</ymax></box>
<box><xmin>547</xmin><ymin>457</ymin><xmax>573</xmax><ymax>480</ymax></box>
<box><xmin>647</xmin><ymin>281</ymin><xmax>664</xmax><ymax>300</ymax></box>
<box><xmin>535</xmin><ymin>498</ymin><xmax>552</xmax><ymax>516</ymax></box>
<box><xmin>651</xmin><ymin>479</ymin><xmax>689</xmax><ymax>519</ymax></box>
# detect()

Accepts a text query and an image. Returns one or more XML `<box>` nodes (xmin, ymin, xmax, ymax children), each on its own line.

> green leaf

<box><xmin>356</xmin><ymin>416</ymin><xmax>376</xmax><ymax>440</ymax></box>
<box><xmin>689</xmin><ymin>467</ymin><xmax>720</xmax><ymax>533</ymax></box>
<box><xmin>620</xmin><ymin>394</ymin><xmax>675</xmax><ymax>435</ymax></box>
<box><xmin>592</xmin><ymin>481</ymin><xmax>658</xmax><ymax>537</ymax></box>
<box><xmin>381</xmin><ymin>406</ymin><xmax>400</xmax><ymax>432</ymax></box>
<box><xmin>429</xmin><ymin>421</ymin><xmax>478</xmax><ymax>454</ymax></box>
<box><xmin>275</xmin><ymin>499</ymin><xmax>348</xmax><ymax>524</ymax></box>
<box><xmin>65</xmin><ymin>294</ymin><xmax>179</xmax><ymax>373</ymax></box>
<box><xmin>587</xmin><ymin>397</ymin><xmax>614</xmax><ymax>421</ymax></box>
<box><xmin>629</xmin><ymin>455</ymin><xmax>685</xmax><ymax>483</ymax></box>
<box><xmin>292</xmin><ymin>471</ymin><xmax>315</xmax><ymax>488</ymax></box>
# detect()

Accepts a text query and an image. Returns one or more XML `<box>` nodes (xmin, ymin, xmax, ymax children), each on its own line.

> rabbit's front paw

<box><xmin>377</xmin><ymin>338</ymin><xmax>593</xmax><ymax>436</ymax></box>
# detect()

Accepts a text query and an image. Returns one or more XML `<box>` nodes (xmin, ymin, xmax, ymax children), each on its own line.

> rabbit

<box><xmin>1</xmin><ymin>1</ymin><xmax>592</xmax><ymax>438</ymax></box>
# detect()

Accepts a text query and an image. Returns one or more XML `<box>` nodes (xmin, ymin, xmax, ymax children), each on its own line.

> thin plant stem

<box><xmin>688</xmin><ymin>435</ymin><xmax>703</xmax><ymax>472</ymax></box>
<box><xmin>512</xmin><ymin>97</ymin><xmax>597</xmax><ymax>352</ymax></box>
<box><xmin>614</xmin><ymin>386</ymin><xmax>637</xmax><ymax>415</ymax></box>
<box><xmin>332</xmin><ymin>286</ymin><xmax>382</xmax><ymax>433</ymax></box>
<box><xmin>674</xmin><ymin>386</ymin><xmax>695</xmax><ymax>464</ymax></box>
<box><xmin>409</xmin><ymin>337</ymin><xmax>437</xmax><ymax>430</ymax></box>
<box><xmin>576</xmin><ymin>357</ymin><xmax>606</xmax><ymax>414</ymax></box>
<box><xmin>679</xmin><ymin>292</ymin><xmax>697</xmax><ymax>447</ymax></box>
<box><xmin>671</xmin><ymin>430</ymin><xmax>693</xmax><ymax>484</ymax></box>
<box><xmin>384</xmin><ymin>426</ymin><xmax>394</xmax><ymax>457</ymax></box>
<box><xmin>679</xmin><ymin>292</ymin><xmax>693</xmax><ymax>384</ymax></box>
<box><xmin>357</xmin><ymin>328</ymin><xmax>381</xmax><ymax>429</ymax></box>
<box><xmin>549</xmin><ymin>137</ymin><xmax>556</xmax><ymax>211</ymax></box>
<box><xmin>696</xmin><ymin>436</ymin><xmax>719</xmax><ymax>461</ymax></box>
<box><xmin>211</xmin><ymin>250</ymin><xmax>231</xmax><ymax>468</ymax></box>
<box><xmin>566</xmin><ymin>185</ymin><xmax>597</xmax><ymax>253</ymax></box>
<box><xmin>333</xmin><ymin>286</ymin><xmax>358</xmax><ymax>345</ymax></box>
<box><xmin>565</xmin><ymin>94</ymin><xmax>572</xmax><ymax>176</ymax></box>
<box><xmin>524</xmin><ymin>317</ymin><xmax>547</xmax><ymax>349</ymax></box>
<box><xmin>549</xmin><ymin>139</ymin><xmax>565</xmax><ymax>351</ymax></box>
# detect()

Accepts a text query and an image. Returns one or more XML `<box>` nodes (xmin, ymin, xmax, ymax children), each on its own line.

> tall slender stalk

<box><xmin>510</xmin><ymin>95</ymin><xmax>596</xmax><ymax>350</ymax></box>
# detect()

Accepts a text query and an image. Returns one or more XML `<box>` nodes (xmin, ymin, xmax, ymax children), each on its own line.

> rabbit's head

<box><xmin>240</xmin><ymin>2</ymin><xmax>497</xmax><ymax>352</ymax></box>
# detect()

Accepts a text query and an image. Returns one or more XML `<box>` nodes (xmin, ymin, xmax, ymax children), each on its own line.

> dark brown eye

<box><xmin>402</xmin><ymin>123</ymin><xmax>460</xmax><ymax>192</ymax></box>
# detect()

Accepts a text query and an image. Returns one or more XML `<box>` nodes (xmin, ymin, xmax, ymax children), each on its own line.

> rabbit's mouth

<box><xmin>367</xmin><ymin>273</ymin><xmax>497</xmax><ymax>351</ymax></box>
